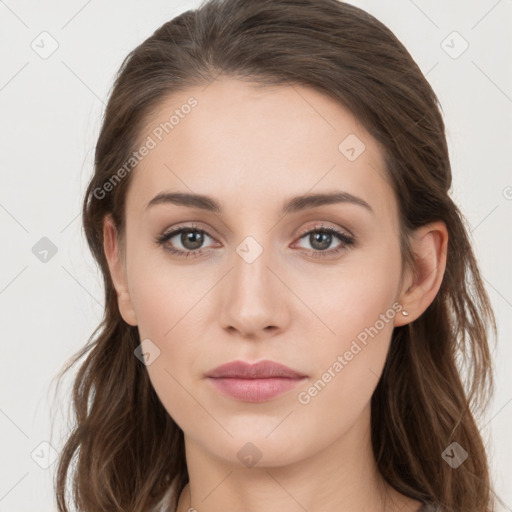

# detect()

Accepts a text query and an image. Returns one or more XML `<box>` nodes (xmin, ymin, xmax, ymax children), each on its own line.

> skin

<box><xmin>104</xmin><ymin>77</ymin><xmax>448</xmax><ymax>512</ymax></box>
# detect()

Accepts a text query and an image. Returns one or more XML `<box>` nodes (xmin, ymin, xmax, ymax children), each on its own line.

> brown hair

<box><xmin>53</xmin><ymin>0</ymin><xmax>497</xmax><ymax>510</ymax></box>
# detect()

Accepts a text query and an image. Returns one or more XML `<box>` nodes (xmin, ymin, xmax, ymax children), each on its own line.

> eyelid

<box><xmin>159</xmin><ymin>221</ymin><xmax>218</xmax><ymax>240</ymax></box>
<box><xmin>295</xmin><ymin>221</ymin><xmax>354</xmax><ymax>240</ymax></box>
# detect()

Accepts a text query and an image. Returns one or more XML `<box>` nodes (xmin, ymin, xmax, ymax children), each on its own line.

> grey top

<box><xmin>153</xmin><ymin>497</ymin><xmax>441</xmax><ymax>512</ymax></box>
<box><xmin>152</xmin><ymin>482</ymin><xmax>441</xmax><ymax>512</ymax></box>
<box><xmin>418</xmin><ymin>503</ymin><xmax>440</xmax><ymax>512</ymax></box>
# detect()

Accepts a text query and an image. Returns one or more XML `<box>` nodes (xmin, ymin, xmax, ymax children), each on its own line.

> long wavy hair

<box><xmin>53</xmin><ymin>0</ymin><xmax>497</xmax><ymax>510</ymax></box>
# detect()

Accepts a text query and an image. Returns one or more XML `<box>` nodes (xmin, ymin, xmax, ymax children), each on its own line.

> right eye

<box><xmin>155</xmin><ymin>224</ymin><xmax>220</xmax><ymax>258</ymax></box>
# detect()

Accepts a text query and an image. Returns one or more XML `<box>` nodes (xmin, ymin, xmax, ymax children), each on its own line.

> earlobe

<box><xmin>394</xmin><ymin>221</ymin><xmax>448</xmax><ymax>327</ymax></box>
<box><xmin>103</xmin><ymin>215</ymin><xmax>138</xmax><ymax>326</ymax></box>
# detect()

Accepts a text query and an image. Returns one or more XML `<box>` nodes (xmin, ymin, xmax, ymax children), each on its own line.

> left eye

<box><xmin>295</xmin><ymin>228</ymin><xmax>350</xmax><ymax>252</ymax></box>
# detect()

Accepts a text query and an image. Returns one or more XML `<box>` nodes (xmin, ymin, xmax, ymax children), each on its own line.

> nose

<box><xmin>217</xmin><ymin>239</ymin><xmax>291</xmax><ymax>340</ymax></box>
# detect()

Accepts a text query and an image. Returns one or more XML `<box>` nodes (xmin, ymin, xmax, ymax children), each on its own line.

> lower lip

<box><xmin>207</xmin><ymin>377</ymin><xmax>306</xmax><ymax>402</ymax></box>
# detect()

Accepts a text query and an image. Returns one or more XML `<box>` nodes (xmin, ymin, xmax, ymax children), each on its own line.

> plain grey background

<box><xmin>1</xmin><ymin>0</ymin><xmax>511</xmax><ymax>510</ymax></box>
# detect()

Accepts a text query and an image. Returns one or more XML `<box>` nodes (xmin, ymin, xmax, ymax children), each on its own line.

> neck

<box><xmin>175</xmin><ymin>404</ymin><xmax>421</xmax><ymax>512</ymax></box>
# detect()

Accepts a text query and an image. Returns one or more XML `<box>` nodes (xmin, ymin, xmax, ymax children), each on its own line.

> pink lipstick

<box><xmin>206</xmin><ymin>360</ymin><xmax>307</xmax><ymax>402</ymax></box>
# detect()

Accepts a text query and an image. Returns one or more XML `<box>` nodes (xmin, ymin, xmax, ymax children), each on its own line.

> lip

<box><xmin>206</xmin><ymin>360</ymin><xmax>307</xmax><ymax>379</ymax></box>
<box><xmin>206</xmin><ymin>360</ymin><xmax>307</xmax><ymax>402</ymax></box>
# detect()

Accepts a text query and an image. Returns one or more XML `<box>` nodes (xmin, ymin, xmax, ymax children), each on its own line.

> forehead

<box><xmin>126</xmin><ymin>77</ymin><xmax>395</xmax><ymax>220</ymax></box>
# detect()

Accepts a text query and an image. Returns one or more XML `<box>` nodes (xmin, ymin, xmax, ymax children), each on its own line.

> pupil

<box><xmin>311</xmin><ymin>231</ymin><xmax>331</xmax><ymax>251</ymax></box>
<box><xmin>182</xmin><ymin>230</ymin><xmax>204</xmax><ymax>250</ymax></box>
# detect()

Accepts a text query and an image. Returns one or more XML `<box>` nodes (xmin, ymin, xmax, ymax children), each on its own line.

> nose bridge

<box><xmin>232</xmin><ymin>232</ymin><xmax>276</xmax><ymax>307</ymax></box>
<box><xmin>229</xmin><ymin>207</ymin><xmax>276</xmax><ymax>286</ymax></box>
<box><xmin>219</xmin><ymin>230</ymin><xmax>288</xmax><ymax>337</ymax></box>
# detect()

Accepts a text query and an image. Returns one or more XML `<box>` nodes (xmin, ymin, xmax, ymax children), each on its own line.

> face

<box><xmin>108</xmin><ymin>77</ymin><xmax>408</xmax><ymax>468</ymax></box>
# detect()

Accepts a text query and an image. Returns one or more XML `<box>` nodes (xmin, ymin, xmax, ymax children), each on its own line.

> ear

<box><xmin>103</xmin><ymin>215</ymin><xmax>138</xmax><ymax>326</ymax></box>
<box><xmin>394</xmin><ymin>221</ymin><xmax>448</xmax><ymax>326</ymax></box>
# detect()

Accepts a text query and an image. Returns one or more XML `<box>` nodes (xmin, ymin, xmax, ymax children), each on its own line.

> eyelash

<box><xmin>154</xmin><ymin>222</ymin><xmax>355</xmax><ymax>260</ymax></box>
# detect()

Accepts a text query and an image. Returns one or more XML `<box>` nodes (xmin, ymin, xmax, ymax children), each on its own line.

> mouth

<box><xmin>207</xmin><ymin>377</ymin><xmax>306</xmax><ymax>402</ymax></box>
<box><xmin>205</xmin><ymin>360</ymin><xmax>307</xmax><ymax>402</ymax></box>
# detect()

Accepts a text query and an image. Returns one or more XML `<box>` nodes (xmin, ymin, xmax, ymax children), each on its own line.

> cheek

<box><xmin>293</xmin><ymin>237</ymin><xmax>402</xmax><ymax>340</ymax></box>
<box><xmin>126</xmin><ymin>253</ymin><xmax>214</xmax><ymax>428</ymax></box>
<box><xmin>291</xmin><ymin>278</ymin><xmax>400</xmax><ymax>444</ymax></box>
<box><xmin>292</xmin><ymin>240</ymin><xmax>402</xmax><ymax>402</ymax></box>
<box><xmin>128</xmin><ymin>248</ymin><xmax>213</xmax><ymax>340</ymax></box>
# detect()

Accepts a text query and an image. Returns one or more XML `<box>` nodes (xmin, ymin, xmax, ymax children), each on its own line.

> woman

<box><xmin>54</xmin><ymin>0</ymin><xmax>496</xmax><ymax>510</ymax></box>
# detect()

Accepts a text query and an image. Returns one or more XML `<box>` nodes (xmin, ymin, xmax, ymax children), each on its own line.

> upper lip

<box><xmin>206</xmin><ymin>360</ymin><xmax>307</xmax><ymax>379</ymax></box>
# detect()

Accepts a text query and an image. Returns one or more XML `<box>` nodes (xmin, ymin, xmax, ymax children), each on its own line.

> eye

<box><xmin>293</xmin><ymin>225</ymin><xmax>355</xmax><ymax>258</ymax></box>
<box><xmin>155</xmin><ymin>223</ymin><xmax>218</xmax><ymax>258</ymax></box>
<box><xmin>155</xmin><ymin>223</ymin><xmax>355</xmax><ymax>259</ymax></box>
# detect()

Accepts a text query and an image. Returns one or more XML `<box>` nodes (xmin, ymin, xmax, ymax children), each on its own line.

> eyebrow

<box><xmin>145</xmin><ymin>191</ymin><xmax>373</xmax><ymax>215</ymax></box>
